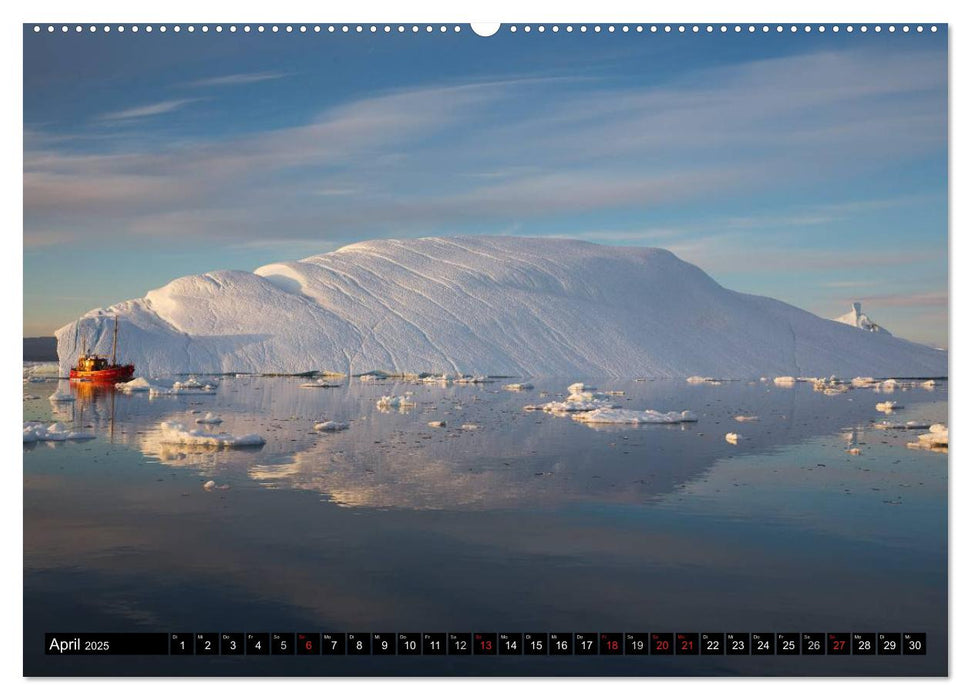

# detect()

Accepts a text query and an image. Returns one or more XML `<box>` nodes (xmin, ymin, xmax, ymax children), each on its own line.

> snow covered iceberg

<box><xmin>55</xmin><ymin>236</ymin><xmax>947</xmax><ymax>379</ymax></box>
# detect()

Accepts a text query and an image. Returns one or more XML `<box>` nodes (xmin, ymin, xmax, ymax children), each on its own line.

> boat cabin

<box><xmin>76</xmin><ymin>354</ymin><xmax>109</xmax><ymax>372</ymax></box>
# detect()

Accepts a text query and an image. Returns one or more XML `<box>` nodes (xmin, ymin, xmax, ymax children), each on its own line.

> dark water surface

<box><xmin>23</xmin><ymin>374</ymin><xmax>947</xmax><ymax>676</ymax></box>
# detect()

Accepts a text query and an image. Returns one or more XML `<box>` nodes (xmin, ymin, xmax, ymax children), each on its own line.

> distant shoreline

<box><xmin>24</xmin><ymin>336</ymin><xmax>56</xmax><ymax>362</ymax></box>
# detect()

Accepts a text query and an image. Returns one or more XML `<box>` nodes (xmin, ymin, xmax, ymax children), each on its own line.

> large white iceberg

<box><xmin>55</xmin><ymin>236</ymin><xmax>947</xmax><ymax>379</ymax></box>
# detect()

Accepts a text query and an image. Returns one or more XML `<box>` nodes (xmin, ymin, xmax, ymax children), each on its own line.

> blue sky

<box><xmin>23</xmin><ymin>26</ymin><xmax>948</xmax><ymax>347</ymax></box>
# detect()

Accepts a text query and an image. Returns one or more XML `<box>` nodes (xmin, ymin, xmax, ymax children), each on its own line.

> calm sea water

<box><xmin>23</xmin><ymin>374</ymin><xmax>947</xmax><ymax>676</ymax></box>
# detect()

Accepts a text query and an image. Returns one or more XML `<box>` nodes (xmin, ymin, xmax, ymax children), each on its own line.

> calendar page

<box><xmin>22</xmin><ymin>18</ymin><xmax>948</xmax><ymax>679</ymax></box>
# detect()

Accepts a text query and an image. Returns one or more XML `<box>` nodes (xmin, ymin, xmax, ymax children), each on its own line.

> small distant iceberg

<box><xmin>834</xmin><ymin>302</ymin><xmax>890</xmax><ymax>335</ymax></box>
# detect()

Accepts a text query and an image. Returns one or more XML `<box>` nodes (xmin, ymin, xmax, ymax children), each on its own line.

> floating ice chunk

<box><xmin>530</xmin><ymin>381</ymin><xmax>618</xmax><ymax>413</ymax></box>
<box><xmin>195</xmin><ymin>412</ymin><xmax>224</xmax><ymax>425</ymax></box>
<box><xmin>734</xmin><ymin>415</ymin><xmax>759</xmax><ymax>422</ymax></box>
<box><xmin>454</xmin><ymin>375</ymin><xmax>491</xmax><ymax>384</ymax></box>
<box><xmin>572</xmin><ymin>408</ymin><xmax>698</xmax><ymax>424</ymax></box>
<box><xmin>725</xmin><ymin>432</ymin><xmax>741</xmax><ymax>444</ymax></box>
<box><xmin>149</xmin><ymin>381</ymin><xmax>217</xmax><ymax>396</ymax></box>
<box><xmin>314</xmin><ymin>420</ymin><xmax>349</xmax><ymax>432</ymax></box>
<box><xmin>376</xmin><ymin>395</ymin><xmax>416</xmax><ymax>410</ymax></box>
<box><xmin>567</xmin><ymin>382</ymin><xmax>595</xmax><ymax>394</ymax></box>
<box><xmin>922</xmin><ymin>379</ymin><xmax>937</xmax><ymax>389</ymax></box>
<box><xmin>23</xmin><ymin>363</ymin><xmax>60</xmax><ymax>380</ymax></box>
<box><xmin>846</xmin><ymin>447</ymin><xmax>861</xmax><ymax>455</ymax></box>
<box><xmin>773</xmin><ymin>376</ymin><xmax>796</xmax><ymax>386</ymax></box>
<box><xmin>422</xmin><ymin>374</ymin><xmax>451</xmax><ymax>384</ymax></box>
<box><xmin>851</xmin><ymin>377</ymin><xmax>877</xmax><ymax>387</ymax></box>
<box><xmin>503</xmin><ymin>383</ymin><xmax>533</xmax><ymax>391</ymax></box>
<box><xmin>907</xmin><ymin>424</ymin><xmax>948</xmax><ymax>451</ymax></box>
<box><xmin>300</xmin><ymin>378</ymin><xmax>341</xmax><ymax>388</ymax></box>
<box><xmin>538</xmin><ymin>397</ymin><xmax>616</xmax><ymax>413</ymax></box>
<box><xmin>875</xmin><ymin>401</ymin><xmax>900</xmax><ymax>413</ymax></box>
<box><xmin>203</xmin><ymin>480</ymin><xmax>231</xmax><ymax>491</ymax></box>
<box><xmin>461</xmin><ymin>423</ymin><xmax>479</xmax><ymax>430</ymax></box>
<box><xmin>428</xmin><ymin>420</ymin><xmax>446</xmax><ymax>428</ymax></box>
<box><xmin>23</xmin><ymin>394</ymin><xmax>39</xmax><ymax>400</ymax></box>
<box><xmin>23</xmin><ymin>422</ymin><xmax>95</xmax><ymax>443</ymax></box>
<box><xmin>157</xmin><ymin>421</ymin><xmax>265</xmax><ymax>447</ymax></box>
<box><xmin>115</xmin><ymin>377</ymin><xmax>154</xmax><ymax>393</ymax></box>
<box><xmin>874</xmin><ymin>420</ymin><xmax>932</xmax><ymax>430</ymax></box>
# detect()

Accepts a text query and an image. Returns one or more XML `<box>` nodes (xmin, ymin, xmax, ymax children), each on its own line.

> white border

<box><xmin>6</xmin><ymin>1</ymin><xmax>964</xmax><ymax>699</ymax></box>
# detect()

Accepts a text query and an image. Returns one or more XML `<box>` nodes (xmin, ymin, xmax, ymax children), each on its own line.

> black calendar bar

<box><xmin>43</xmin><ymin>632</ymin><xmax>927</xmax><ymax>656</ymax></box>
<box><xmin>45</xmin><ymin>633</ymin><xmax>169</xmax><ymax>655</ymax></box>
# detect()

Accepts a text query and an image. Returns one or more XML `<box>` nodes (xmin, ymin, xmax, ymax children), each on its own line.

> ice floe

<box><xmin>314</xmin><ymin>420</ymin><xmax>349</xmax><ymax>432</ymax></box>
<box><xmin>149</xmin><ymin>380</ymin><xmax>217</xmax><ymax>396</ymax></box>
<box><xmin>907</xmin><ymin>424</ymin><xmax>948</xmax><ymax>451</ymax></box>
<box><xmin>875</xmin><ymin>401</ymin><xmax>900</xmax><ymax>414</ymax></box>
<box><xmin>300</xmin><ymin>378</ymin><xmax>342</xmax><ymax>388</ymax></box>
<box><xmin>526</xmin><ymin>383</ymin><xmax>618</xmax><ymax>413</ymax></box>
<box><xmin>725</xmin><ymin>432</ymin><xmax>741</xmax><ymax>445</ymax></box>
<box><xmin>115</xmin><ymin>377</ymin><xmax>154</xmax><ymax>392</ymax></box>
<box><xmin>376</xmin><ymin>395</ymin><xmax>416</xmax><ymax>410</ymax></box>
<box><xmin>23</xmin><ymin>422</ymin><xmax>96</xmax><ymax>443</ymax></box>
<box><xmin>503</xmin><ymin>383</ymin><xmax>533</xmax><ymax>391</ymax></box>
<box><xmin>194</xmin><ymin>412</ymin><xmax>224</xmax><ymax>425</ymax></box>
<box><xmin>572</xmin><ymin>408</ymin><xmax>698</xmax><ymax>425</ymax></box>
<box><xmin>874</xmin><ymin>420</ymin><xmax>932</xmax><ymax>430</ymax></box>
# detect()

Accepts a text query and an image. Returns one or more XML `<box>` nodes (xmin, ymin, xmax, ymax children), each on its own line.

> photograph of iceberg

<box><xmin>23</xmin><ymin>22</ymin><xmax>948</xmax><ymax>678</ymax></box>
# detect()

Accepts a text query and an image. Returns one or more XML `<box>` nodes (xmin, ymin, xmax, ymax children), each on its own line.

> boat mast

<box><xmin>111</xmin><ymin>316</ymin><xmax>119</xmax><ymax>366</ymax></box>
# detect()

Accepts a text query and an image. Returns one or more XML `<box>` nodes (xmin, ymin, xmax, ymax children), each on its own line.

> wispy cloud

<box><xmin>184</xmin><ymin>71</ymin><xmax>288</xmax><ymax>88</ymax></box>
<box><xmin>26</xmin><ymin>49</ymin><xmax>946</xmax><ymax>248</ymax></box>
<box><xmin>854</xmin><ymin>291</ymin><xmax>948</xmax><ymax>309</ymax></box>
<box><xmin>98</xmin><ymin>98</ymin><xmax>199</xmax><ymax>121</ymax></box>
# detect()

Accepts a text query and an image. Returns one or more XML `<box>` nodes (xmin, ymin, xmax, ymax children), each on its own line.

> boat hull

<box><xmin>69</xmin><ymin>365</ymin><xmax>135</xmax><ymax>383</ymax></box>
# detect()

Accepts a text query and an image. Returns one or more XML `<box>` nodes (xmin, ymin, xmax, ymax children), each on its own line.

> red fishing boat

<box><xmin>69</xmin><ymin>316</ymin><xmax>135</xmax><ymax>383</ymax></box>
